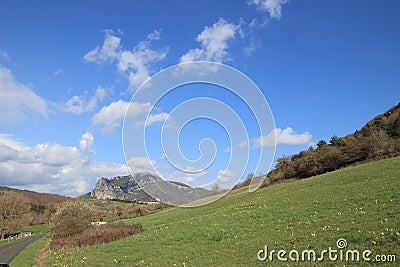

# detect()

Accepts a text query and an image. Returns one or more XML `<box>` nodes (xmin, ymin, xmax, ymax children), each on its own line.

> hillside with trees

<box><xmin>0</xmin><ymin>187</ymin><xmax>68</xmax><ymax>226</ymax></box>
<box><xmin>261</xmin><ymin>102</ymin><xmax>400</xmax><ymax>186</ymax></box>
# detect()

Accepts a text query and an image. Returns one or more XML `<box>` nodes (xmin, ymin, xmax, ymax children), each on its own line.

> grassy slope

<box><xmin>43</xmin><ymin>157</ymin><xmax>399</xmax><ymax>266</ymax></box>
<box><xmin>9</xmin><ymin>237</ymin><xmax>46</xmax><ymax>267</ymax></box>
<box><xmin>20</xmin><ymin>224</ymin><xmax>49</xmax><ymax>234</ymax></box>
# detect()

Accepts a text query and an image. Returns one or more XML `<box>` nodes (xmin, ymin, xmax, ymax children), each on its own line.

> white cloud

<box><xmin>0</xmin><ymin>143</ymin><xmax>18</xmax><ymax>161</ymax></box>
<box><xmin>185</xmin><ymin>176</ymin><xmax>195</xmax><ymax>183</ymax></box>
<box><xmin>217</xmin><ymin>169</ymin><xmax>236</xmax><ymax>182</ymax></box>
<box><xmin>0</xmin><ymin>133</ymin><xmax>128</xmax><ymax>195</ymax></box>
<box><xmin>92</xmin><ymin>100</ymin><xmax>151</xmax><ymax>133</ymax></box>
<box><xmin>249</xmin><ymin>0</ymin><xmax>289</xmax><ymax>19</ymax></box>
<box><xmin>119</xmin><ymin>40</ymin><xmax>167</xmax><ymax>90</ymax></box>
<box><xmin>63</xmin><ymin>95</ymin><xmax>93</xmax><ymax>114</ymax></box>
<box><xmin>180</xmin><ymin>18</ymin><xmax>239</xmax><ymax>63</ymax></box>
<box><xmin>147</xmin><ymin>29</ymin><xmax>161</xmax><ymax>41</ymax></box>
<box><xmin>84</xmin><ymin>29</ymin><xmax>168</xmax><ymax>91</ymax></box>
<box><xmin>126</xmin><ymin>156</ymin><xmax>158</xmax><ymax>173</ymax></box>
<box><xmin>224</xmin><ymin>140</ymin><xmax>248</xmax><ymax>153</ymax></box>
<box><xmin>136</xmin><ymin>112</ymin><xmax>169</xmax><ymax>127</ymax></box>
<box><xmin>243</xmin><ymin>39</ymin><xmax>258</xmax><ymax>56</ymax></box>
<box><xmin>63</xmin><ymin>86</ymin><xmax>107</xmax><ymax>115</ymax></box>
<box><xmin>0</xmin><ymin>66</ymin><xmax>48</xmax><ymax>124</ymax></box>
<box><xmin>253</xmin><ymin>127</ymin><xmax>312</xmax><ymax>148</ymax></box>
<box><xmin>84</xmin><ymin>30</ymin><xmax>121</xmax><ymax>63</ymax></box>
<box><xmin>79</xmin><ymin>132</ymin><xmax>95</xmax><ymax>154</ymax></box>
<box><xmin>21</xmin><ymin>143</ymin><xmax>80</xmax><ymax>166</ymax></box>
<box><xmin>0</xmin><ymin>134</ymin><xmax>25</xmax><ymax>150</ymax></box>
<box><xmin>147</xmin><ymin>113</ymin><xmax>166</xmax><ymax>126</ymax></box>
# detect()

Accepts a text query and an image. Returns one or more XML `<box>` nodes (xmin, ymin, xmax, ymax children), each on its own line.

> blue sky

<box><xmin>0</xmin><ymin>0</ymin><xmax>399</xmax><ymax>196</ymax></box>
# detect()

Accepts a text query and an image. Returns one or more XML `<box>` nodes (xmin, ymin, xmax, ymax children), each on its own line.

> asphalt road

<box><xmin>0</xmin><ymin>234</ymin><xmax>45</xmax><ymax>264</ymax></box>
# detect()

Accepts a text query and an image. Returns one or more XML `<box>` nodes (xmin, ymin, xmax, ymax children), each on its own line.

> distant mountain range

<box><xmin>88</xmin><ymin>172</ymin><xmax>210</xmax><ymax>205</ymax></box>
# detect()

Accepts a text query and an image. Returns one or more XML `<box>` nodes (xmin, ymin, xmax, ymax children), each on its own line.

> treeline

<box><xmin>262</xmin><ymin>103</ymin><xmax>400</xmax><ymax>185</ymax></box>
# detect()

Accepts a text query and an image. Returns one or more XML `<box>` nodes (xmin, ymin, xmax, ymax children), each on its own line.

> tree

<box><xmin>0</xmin><ymin>193</ymin><xmax>32</xmax><ymax>240</ymax></box>
<box><xmin>49</xmin><ymin>200</ymin><xmax>98</xmax><ymax>238</ymax></box>
<box><xmin>211</xmin><ymin>183</ymin><xmax>224</xmax><ymax>195</ymax></box>
<box><xmin>386</xmin><ymin>118</ymin><xmax>400</xmax><ymax>138</ymax></box>
<box><xmin>329</xmin><ymin>135</ymin><xmax>344</xmax><ymax>147</ymax></box>
<box><xmin>44</xmin><ymin>203</ymin><xmax>60</xmax><ymax>221</ymax></box>
<box><xmin>316</xmin><ymin>140</ymin><xmax>327</xmax><ymax>149</ymax></box>
<box><xmin>275</xmin><ymin>155</ymin><xmax>291</xmax><ymax>170</ymax></box>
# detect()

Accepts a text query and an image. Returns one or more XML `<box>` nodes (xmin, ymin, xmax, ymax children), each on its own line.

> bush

<box><xmin>49</xmin><ymin>200</ymin><xmax>98</xmax><ymax>239</ymax></box>
<box><xmin>50</xmin><ymin>222</ymin><xmax>144</xmax><ymax>250</ymax></box>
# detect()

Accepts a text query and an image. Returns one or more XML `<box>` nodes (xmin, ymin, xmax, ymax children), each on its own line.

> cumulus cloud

<box><xmin>0</xmin><ymin>143</ymin><xmax>18</xmax><ymax>162</ymax></box>
<box><xmin>0</xmin><ymin>66</ymin><xmax>48</xmax><ymax>124</ymax></box>
<box><xmin>84</xmin><ymin>29</ymin><xmax>168</xmax><ymax>91</ymax></box>
<box><xmin>92</xmin><ymin>100</ymin><xmax>151</xmax><ymax>134</ymax></box>
<box><xmin>217</xmin><ymin>169</ymin><xmax>236</xmax><ymax>182</ymax></box>
<box><xmin>146</xmin><ymin>112</ymin><xmax>168</xmax><ymax>126</ymax></box>
<box><xmin>20</xmin><ymin>143</ymin><xmax>80</xmax><ymax>166</ymax></box>
<box><xmin>63</xmin><ymin>86</ymin><xmax>107</xmax><ymax>115</ymax></box>
<box><xmin>253</xmin><ymin>127</ymin><xmax>312</xmax><ymax>148</ymax></box>
<box><xmin>79</xmin><ymin>132</ymin><xmax>95</xmax><ymax>154</ymax></box>
<box><xmin>83</xmin><ymin>30</ymin><xmax>121</xmax><ymax>63</ymax></box>
<box><xmin>147</xmin><ymin>29</ymin><xmax>161</xmax><ymax>41</ymax></box>
<box><xmin>135</xmin><ymin>112</ymin><xmax>169</xmax><ymax>128</ymax></box>
<box><xmin>249</xmin><ymin>0</ymin><xmax>289</xmax><ymax>19</ymax></box>
<box><xmin>0</xmin><ymin>133</ymin><xmax>128</xmax><ymax>195</ymax></box>
<box><xmin>180</xmin><ymin>18</ymin><xmax>240</xmax><ymax>63</ymax></box>
<box><xmin>126</xmin><ymin>156</ymin><xmax>158</xmax><ymax>173</ymax></box>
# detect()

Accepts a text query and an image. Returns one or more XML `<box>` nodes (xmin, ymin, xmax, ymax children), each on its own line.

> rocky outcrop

<box><xmin>90</xmin><ymin>175</ymin><xmax>155</xmax><ymax>202</ymax></box>
<box><xmin>90</xmin><ymin>173</ymin><xmax>210</xmax><ymax>205</ymax></box>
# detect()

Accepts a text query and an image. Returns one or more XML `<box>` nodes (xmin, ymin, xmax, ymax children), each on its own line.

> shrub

<box><xmin>49</xmin><ymin>200</ymin><xmax>98</xmax><ymax>239</ymax></box>
<box><xmin>50</xmin><ymin>222</ymin><xmax>144</xmax><ymax>250</ymax></box>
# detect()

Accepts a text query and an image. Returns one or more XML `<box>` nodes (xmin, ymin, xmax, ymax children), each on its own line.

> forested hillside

<box><xmin>261</xmin><ymin>103</ymin><xmax>400</xmax><ymax>186</ymax></box>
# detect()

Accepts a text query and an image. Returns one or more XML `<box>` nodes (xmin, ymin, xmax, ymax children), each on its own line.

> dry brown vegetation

<box><xmin>0</xmin><ymin>186</ymin><xmax>68</xmax><ymax>225</ymax></box>
<box><xmin>262</xmin><ymin>102</ymin><xmax>400</xmax><ymax>186</ymax></box>
<box><xmin>50</xmin><ymin>222</ymin><xmax>144</xmax><ymax>250</ymax></box>
<box><xmin>0</xmin><ymin>193</ymin><xmax>32</xmax><ymax>239</ymax></box>
<box><xmin>48</xmin><ymin>200</ymin><xmax>144</xmax><ymax>250</ymax></box>
<box><xmin>233</xmin><ymin>103</ymin><xmax>400</xmax><ymax>190</ymax></box>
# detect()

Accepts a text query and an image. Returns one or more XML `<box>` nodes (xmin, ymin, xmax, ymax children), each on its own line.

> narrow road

<box><xmin>0</xmin><ymin>234</ymin><xmax>45</xmax><ymax>264</ymax></box>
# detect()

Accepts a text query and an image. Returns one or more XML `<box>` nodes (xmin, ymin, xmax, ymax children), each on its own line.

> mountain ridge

<box><xmin>89</xmin><ymin>172</ymin><xmax>210</xmax><ymax>205</ymax></box>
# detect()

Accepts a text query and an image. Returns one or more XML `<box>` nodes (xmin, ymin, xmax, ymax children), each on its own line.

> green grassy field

<box><xmin>9</xmin><ymin>236</ymin><xmax>46</xmax><ymax>267</ymax></box>
<box><xmin>39</xmin><ymin>157</ymin><xmax>399</xmax><ymax>266</ymax></box>
<box><xmin>20</xmin><ymin>223</ymin><xmax>49</xmax><ymax>234</ymax></box>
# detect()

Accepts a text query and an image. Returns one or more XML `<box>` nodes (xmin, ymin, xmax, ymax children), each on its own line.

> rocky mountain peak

<box><xmin>90</xmin><ymin>173</ymin><xmax>210</xmax><ymax>205</ymax></box>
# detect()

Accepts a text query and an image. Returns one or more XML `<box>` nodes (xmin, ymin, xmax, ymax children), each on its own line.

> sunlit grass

<box><xmin>20</xmin><ymin>223</ymin><xmax>49</xmax><ymax>234</ymax></box>
<box><xmin>9</xmin><ymin>237</ymin><xmax>46</xmax><ymax>267</ymax></box>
